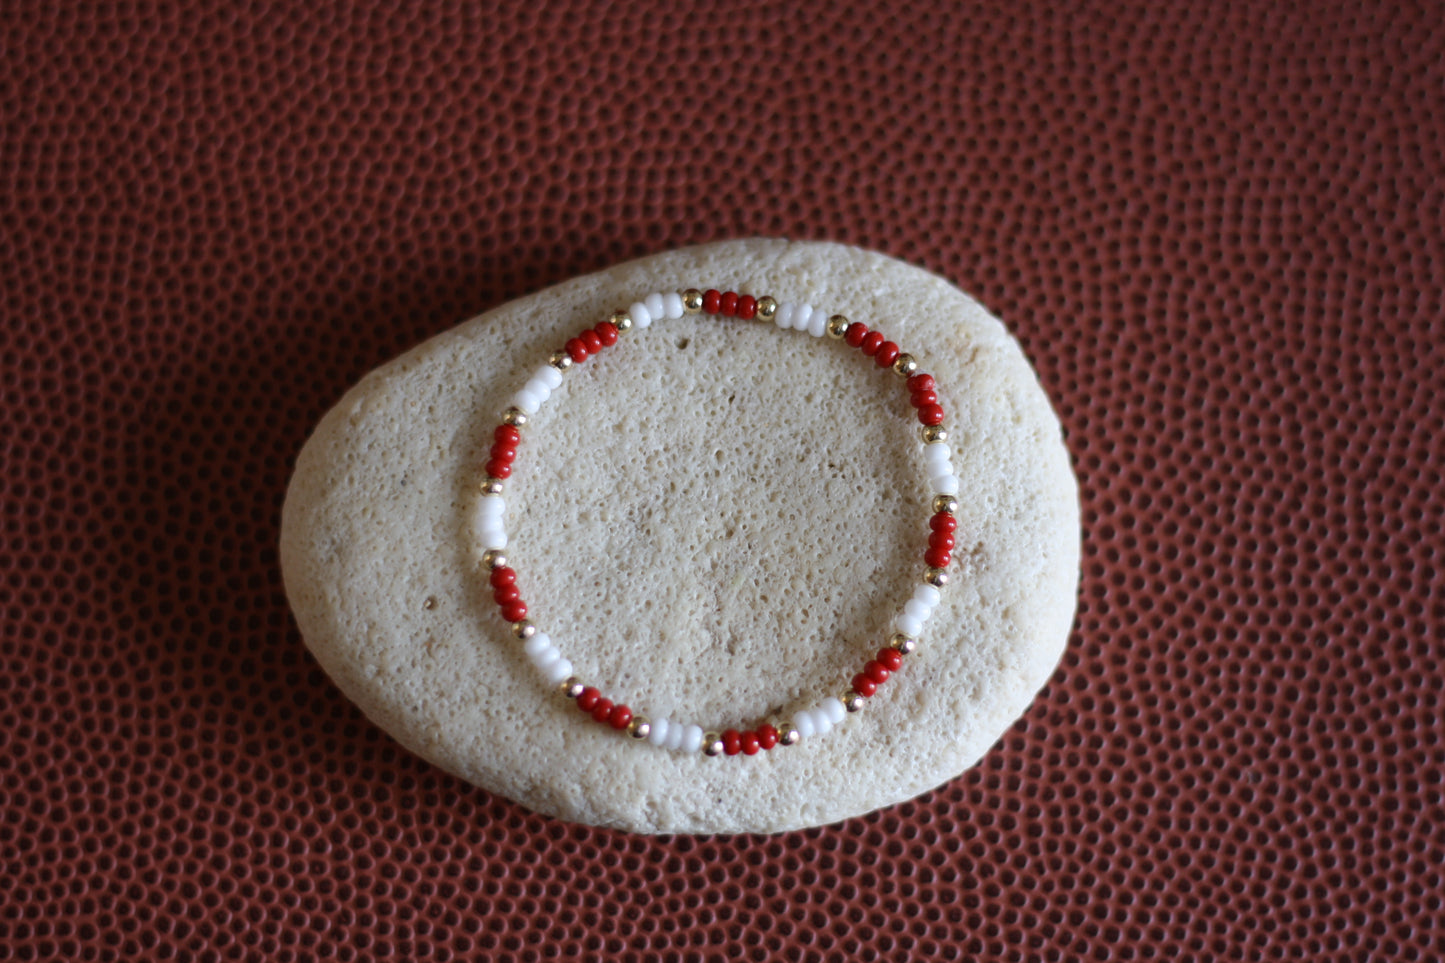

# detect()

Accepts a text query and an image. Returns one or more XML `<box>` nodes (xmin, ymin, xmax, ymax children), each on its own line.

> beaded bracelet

<box><xmin>475</xmin><ymin>288</ymin><xmax>959</xmax><ymax>757</ymax></box>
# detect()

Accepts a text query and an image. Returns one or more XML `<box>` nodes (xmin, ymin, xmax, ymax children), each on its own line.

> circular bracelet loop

<box><xmin>475</xmin><ymin>289</ymin><xmax>959</xmax><ymax>757</ymax></box>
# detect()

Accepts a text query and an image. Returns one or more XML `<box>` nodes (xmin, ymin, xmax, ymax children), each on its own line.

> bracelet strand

<box><xmin>474</xmin><ymin>288</ymin><xmax>959</xmax><ymax>757</ymax></box>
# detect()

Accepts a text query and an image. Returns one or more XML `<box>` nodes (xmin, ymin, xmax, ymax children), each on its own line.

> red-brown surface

<box><xmin>3</xmin><ymin>2</ymin><xmax>1442</xmax><ymax>960</ymax></box>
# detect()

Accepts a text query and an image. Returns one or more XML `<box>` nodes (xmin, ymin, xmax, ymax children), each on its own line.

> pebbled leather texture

<box><xmin>2</xmin><ymin>1</ymin><xmax>1441</xmax><ymax>959</ymax></box>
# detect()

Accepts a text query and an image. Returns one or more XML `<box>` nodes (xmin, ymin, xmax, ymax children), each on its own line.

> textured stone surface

<box><xmin>280</xmin><ymin>238</ymin><xmax>1079</xmax><ymax>833</ymax></box>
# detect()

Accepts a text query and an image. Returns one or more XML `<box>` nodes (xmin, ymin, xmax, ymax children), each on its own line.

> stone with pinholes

<box><xmin>280</xmin><ymin>238</ymin><xmax>1079</xmax><ymax>834</ymax></box>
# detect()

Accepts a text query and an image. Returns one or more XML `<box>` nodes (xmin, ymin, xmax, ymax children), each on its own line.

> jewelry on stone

<box><xmin>474</xmin><ymin>289</ymin><xmax>958</xmax><ymax>756</ymax></box>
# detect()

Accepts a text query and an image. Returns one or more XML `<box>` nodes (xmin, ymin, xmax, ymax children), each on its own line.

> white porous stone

<box><xmin>279</xmin><ymin>238</ymin><xmax>1080</xmax><ymax>834</ymax></box>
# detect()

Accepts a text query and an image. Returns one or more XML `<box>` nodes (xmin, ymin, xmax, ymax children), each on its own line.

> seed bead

<box><xmin>889</xmin><ymin>633</ymin><xmax>918</xmax><ymax>655</ymax></box>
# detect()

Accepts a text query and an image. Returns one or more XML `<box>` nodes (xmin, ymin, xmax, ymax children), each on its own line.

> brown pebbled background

<box><xmin>2</xmin><ymin>2</ymin><xmax>1442</xmax><ymax>960</ymax></box>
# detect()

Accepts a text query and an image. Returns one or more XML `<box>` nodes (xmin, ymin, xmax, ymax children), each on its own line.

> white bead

<box><xmin>807</xmin><ymin>309</ymin><xmax>827</xmax><ymax>337</ymax></box>
<box><xmin>913</xmin><ymin>584</ymin><xmax>942</xmax><ymax>609</ymax></box>
<box><xmin>668</xmin><ymin>721</ymin><xmax>688</xmax><ymax>751</ymax></box>
<box><xmin>794</xmin><ymin>712</ymin><xmax>816</xmax><ymax>738</ymax></box>
<box><xmin>792</xmin><ymin>303</ymin><xmax>813</xmax><ymax>331</ymax></box>
<box><xmin>543</xmin><ymin>658</ymin><xmax>573</xmax><ymax>685</ymax></box>
<box><xmin>523</xmin><ymin>631</ymin><xmax>552</xmax><ymax>658</ymax></box>
<box><xmin>809</xmin><ymin>707</ymin><xmax>833</xmax><ymax>735</ymax></box>
<box><xmin>479</xmin><ymin>495</ymin><xmax>505</xmax><ymax>519</ymax></box>
<box><xmin>478</xmin><ymin>526</ymin><xmax>507</xmax><ymax>550</ymax></box>
<box><xmin>645</xmin><ymin>293</ymin><xmax>665</xmax><ymax>322</ymax></box>
<box><xmin>774</xmin><ymin>303</ymin><xmax>794</xmax><ymax>329</ymax></box>
<box><xmin>629</xmin><ymin>301</ymin><xmax>653</xmax><ymax>328</ymax></box>
<box><xmin>820</xmin><ymin>697</ymin><xmax>846</xmax><ymax>725</ymax></box>
<box><xmin>663</xmin><ymin>292</ymin><xmax>685</xmax><ymax>319</ymax></box>
<box><xmin>932</xmin><ymin>472</ymin><xmax>961</xmax><ymax>496</ymax></box>
<box><xmin>895</xmin><ymin>612</ymin><xmax>924</xmax><ymax>638</ymax></box>
<box><xmin>536</xmin><ymin>365</ymin><xmax>563</xmax><ymax>390</ymax></box>
<box><xmin>924</xmin><ymin>441</ymin><xmax>952</xmax><ymax>467</ymax></box>
<box><xmin>648</xmin><ymin>717</ymin><xmax>671</xmax><ymax>747</ymax></box>
<box><xmin>513</xmin><ymin>387</ymin><xmax>541</xmax><ymax>415</ymax></box>
<box><xmin>681</xmin><ymin>724</ymin><xmax>703</xmax><ymax>753</ymax></box>
<box><xmin>904</xmin><ymin>598</ymin><xmax>933</xmax><ymax>623</ymax></box>
<box><xmin>524</xmin><ymin>376</ymin><xmax>553</xmax><ymax>403</ymax></box>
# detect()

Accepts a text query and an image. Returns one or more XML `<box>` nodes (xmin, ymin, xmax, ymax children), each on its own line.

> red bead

<box><xmin>576</xmin><ymin>687</ymin><xmax>601</xmax><ymax>711</ymax></box>
<box><xmin>591</xmin><ymin>698</ymin><xmax>614</xmax><ymax>724</ymax></box>
<box><xmin>609</xmin><ymin>704</ymin><xmax>632</xmax><ymax>730</ymax></box>
<box><xmin>930</xmin><ymin>512</ymin><xmax>957</xmax><ymax>534</ymax></box>
<box><xmin>703</xmin><ymin>289</ymin><xmax>722</xmax><ymax>314</ymax></box>
<box><xmin>500</xmin><ymin>600</ymin><xmax>527</xmax><ymax>623</ymax></box>
<box><xmin>594</xmin><ymin>320</ymin><xmax>618</xmax><ymax>346</ymax></box>
<box><xmin>741</xmin><ymin>732</ymin><xmax>760</xmax><ymax>755</ymax></box>
<box><xmin>720</xmin><ymin>291</ymin><xmax>739</xmax><ymax>316</ymax></box>
<box><xmin>490</xmin><ymin>443</ymin><xmax>516</xmax><ymax>465</ymax></box>
<box><xmin>580</xmin><ymin>329</ymin><xmax>603</xmax><ymax>354</ymax></box>
<box><xmin>756</xmin><ymin>725</ymin><xmax>779</xmax><ymax>750</ymax></box>
<box><xmin>929</xmin><ymin>530</ymin><xmax>955</xmax><ymax>552</ymax></box>
<box><xmin>492</xmin><ymin>584</ymin><xmax>520</xmax><ymax>606</ymax></box>
<box><xmin>485</xmin><ymin>458</ymin><xmax>512</xmax><ymax>479</ymax></box>
<box><xmin>924</xmin><ymin>546</ymin><xmax>952</xmax><ymax>569</ymax></box>
<box><xmin>852</xmin><ymin>674</ymin><xmax>877</xmax><ymax>697</ymax></box>
<box><xmin>860</xmin><ymin>331</ymin><xmax>885</xmax><ymax>356</ymax></box>
<box><xmin>489</xmin><ymin>566</ymin><xmax>516</xmax><ymax>589</ymax></box>
<box><xmin>875</xmin><ymin>342</ymin><xmax>900</xmax><ymax>367</ymax></box>
<box><xmin>565</xmin><ymin>337</ymin><xmax>588</xmax><ymax>363</ymax></box>
<box><xmin>907</xmin><ymin>373</ymin><xmax>936</xmax><ymax>393</ymax></box>
<box><xmin>864</xmin><ymin>660</ymin><xmax>890</xmax><ymax>685</ymax></box>
<box><xmin>919</xmin><ymin>404</ymin><xmax>945</xmax><ymax>426</ymax></box>
<box><xmin>910</xmin><ymin>389</ymin><xmax>937</xmax><ymax>408</ymax></box>
<box><xmin>495</xmin><ymin>424</ymin><xmax>521</xmax><ymax>447</ymax></box>
<box><xmin>737</xmin><ymin>295</ymin><xmax>757</xmax><ymax>320</ymax></box>
<box><xmin>844</xmin><ymin>322</ymin><xmax>868</xmax><ymax>347</ymax></box>
<box><xmin>878</xmin><ymin>648</ymin><xmax>904</xmax><ymax>671</ymax></box>
<box><xmin>722</xmin><ymin>729</ymin><xmax>742</xmax><ymax>756</ymax></box>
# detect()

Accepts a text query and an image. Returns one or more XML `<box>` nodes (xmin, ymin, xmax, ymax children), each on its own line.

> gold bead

<box><xmin>702</xmin><ymin>732</ymin><xmax>725</xmax><ymax>756</ymax></box>
<box><xmin>610</xmin><ymin>311</ymin><xmax>633</xmax><ymax>333</ymax></box>
<box><xmin>503</xmin><ymin>407</ymin><xmax>528</xmax><ymax>428</ymax></box>
<box><xmin>511</xmin><ymin>619</ymin><xmax>537</xmax><ymax>640</ymax></box>
<box><xmin>627</xmin><ymin>715</ymin><xmax>651</xmax><ymax>740</ymax></box>
<box><xmin>481</xmin><ymin>478</ymin><xmax>504</xmax><ymax>495</ymax></box>
<box><xmin>682</xmin><ymin>289</ymin><xmax>704</xmax><ymax>314</ymax></box>
<box><xmin>843</xmin><ymin>692</ymin><xmax>866</xmax><ymax>713</ymax></box>
<box><xmin>932</xmin><ymin>494</ymin><xmax>958</xmax><ymax>515</ymax></box>
<box><xmin>889</xmin><ymin>633</ymin><xmax>918</xmax><ymax>655</ymax></box>
<box><xmin>925</xmin><ymin>567</ymin><xmax>950</xmax><ymax>588</ymax></box>
<box><xmin>893</xmin><ymin>353</ymin><xmax>918</xmax><ymax>377</ymax></box>
<box><xmin>549</xmin><ymin>352</ymin><xmax>573</xmax><ymax>371</ymax></box>
<box><xmin>481</xmin><ymin>549</ymin><xmax>508</xmax><ymax>570</ymax></box>
<box><xmin>921</xmin><ymin>425</ymin><xmax>949</xmax><ymax>444</ymax></box>
<box><xmin>755</xmin><ymin>296</ymin><xmax>778</xmax><ymax>322</ymax></box>
<box><xmin>826</xmin><ymin>315</ymin><xmax>850</xmax><ymax>339</ymax></box>
<box><xmin>559</xmin><ymin>676</ymin><xmax>584</xmax><ymax>699</ymax></box>
<box><xmin>777</xmin><ymin>723</ymin><xmax>801</xmax><ymax>747</ymax></box>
